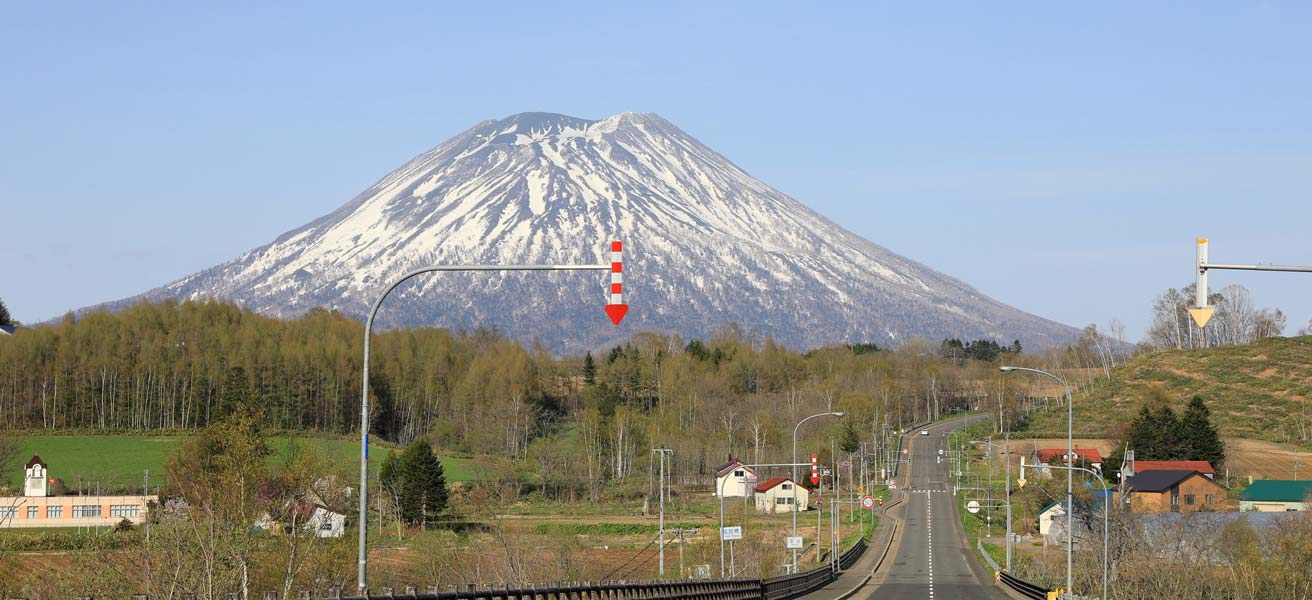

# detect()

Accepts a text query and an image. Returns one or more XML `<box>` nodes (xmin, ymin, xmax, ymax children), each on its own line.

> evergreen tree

<box><xmin>1180</xmin><ymin>396</ymin><xmax>1226</xmax><ymax>470</ymax></box>
<box><xmin>838</xmin><ymin>418</ymin><xmax>861</xmax><ymax>454</ymax></box>
<box><xmin>582</xmin><ymin>351</ymin><xmax>596</xmax><ymax>385</ymax></box>
<box><xmin>397</xmin><ymin>440</ymin><xmax>448</xmax><ymax>527</ymax></box>
<box><xmin>1150</xmin><ymin>405</ymin><xmax>1183</xmax><ymax>460</ymax></box>
<box><xmin>0</xmin><ymin>298</ymin><xmax>12</xmax><ymax>327</ymax></box>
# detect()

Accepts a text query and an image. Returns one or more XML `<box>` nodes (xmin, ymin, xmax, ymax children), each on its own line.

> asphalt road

<box><xmin>867</xmin><ymin>417</ymin><xmax>1007</xmax><ymax>600</ymax></box>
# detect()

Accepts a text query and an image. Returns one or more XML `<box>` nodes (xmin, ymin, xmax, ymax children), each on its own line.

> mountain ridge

<box><xmin>87</xmin><ymin>111</ymin><xmax>1079</xmax><ymax>352</ymax></box>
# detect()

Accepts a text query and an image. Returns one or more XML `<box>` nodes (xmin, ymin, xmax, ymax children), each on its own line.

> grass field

<box><xmin>3</xmin><ymin>434</ymin><xmax>477</xmax><ymax>491</ymax></box>
<box><xmin>1021</xmin><ymin>336</ymin><xmax>1312</xmax><ymax>447</ymax></box>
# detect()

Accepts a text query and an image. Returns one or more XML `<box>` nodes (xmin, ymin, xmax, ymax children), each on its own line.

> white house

<box><xmin>754</xmin><ymin>477</ymin><xmax>809</xmax><ymax>514</ymax></box>
<box><xmin>1038</xmin><ymin>501</ymin><xmax>1067</xmax><ymax>536</ymax></box>
<box><xmin>1</xmin><ymin>455</ymin><xmax>155</xmax><ymax>529</ymax></box>
<box><xmin>714</xmin><ymin>458</ymin><xmax>757</xmax><ymax>498</ymax></box>
<box><xmin>256</xmin><ymin>502</ymin><xmax>346</xmax><ymax>538</ymax></box>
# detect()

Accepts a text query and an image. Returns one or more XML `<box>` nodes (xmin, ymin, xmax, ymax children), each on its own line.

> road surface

<box><xmin>866</xmin><ymin>417</ymin><xmax>1006</xmax><ymax>600</ymax></box>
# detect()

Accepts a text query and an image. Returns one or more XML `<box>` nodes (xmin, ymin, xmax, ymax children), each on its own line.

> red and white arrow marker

<box><xmin>604</xmin><ymin>240</ymin><xmax>629</xmax><ymax>325</ymax></box>
<box><xmin>811</xmin><ymin>453</ymin><xmax>820</xmax><ymax>486</ymax></box>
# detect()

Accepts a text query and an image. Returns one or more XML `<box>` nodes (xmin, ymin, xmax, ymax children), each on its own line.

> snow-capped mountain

<box><xmin>113</xmin><ymin>111</ymin><xmax>1077</xmax><ymax>351</ymax></box>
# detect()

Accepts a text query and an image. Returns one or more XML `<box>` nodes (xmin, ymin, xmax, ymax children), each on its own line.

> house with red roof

<box><xmin>753</xmin><ymin>477</ymin><xmax>809</xmax><ymax>514</ymax></box>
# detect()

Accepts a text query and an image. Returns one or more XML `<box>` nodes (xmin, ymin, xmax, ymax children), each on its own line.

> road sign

<box><xmin>820</xmin><ymin>467</ymin><xmax>832</xmax><ymax>477</ymax></box>
<box><xmin>886</xmin><ymin>479</ymin><xmax>896</xmax><ymax>487</ymax></box>
<box><xmin>938</xmin><ymin>449</ymin><xmax>943</xmax><ymax>455</ymax></box>
<box><xmin>902</xmin><ymin>449</ymin><xmax>908</xmax><ymax>455</ymax></box>
<box><xmin>786</xmin><ymin>536</ymin><xmax>804</xmax><ymax>549</ymax></box>
<box><xmin>966</xmin><ymin>500</ymin><xmax>980</xmax><ymax>514</ymax></box>
<box><xmin>1188</xmin><ymin>306</ymin><xmax>1214</xmax><ymax>328</ymax></box>
<box><xmin>861</xmin><ymin>496</ymin><xmax>875</xmax><ymax>509</ymax></box>
<box><xmin>604</xmin><ymin>241</ymin><xmax>629</xmax><ymax>325</ymax></box>
<box><xmin>1016</xmin><ymin>478</ymin><xmax>1027</xmax><ymax>489</ymax></box>
<box><xmin>721</xmin><ymin>526</ymin><xmax>742</xmax><ymax>541</ymax></box>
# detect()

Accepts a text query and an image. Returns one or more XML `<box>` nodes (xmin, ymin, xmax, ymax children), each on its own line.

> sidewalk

<box><xmin>799</xmin><ymin>491</ymin><xmax>906</xmax><ymax>600</ymax></box>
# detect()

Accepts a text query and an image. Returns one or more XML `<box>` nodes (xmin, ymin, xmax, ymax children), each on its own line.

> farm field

<box><xmin>2</xmin><ymin>435</ymin><xmax>477</xmax><ymax>492</ymax></box>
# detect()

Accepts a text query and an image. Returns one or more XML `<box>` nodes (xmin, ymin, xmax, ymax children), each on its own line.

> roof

<box><xmin>1127</xmin><ymin>470</ymin><xmax>1201</xmax><ymax>493</ymax></box>
<box><xmin>716</xmin><ymin>460</ymin><xmax>756</xmax><ymax>478</ymax></box>
<box><xmin>1039</xmin><ymin>501</ymin><xmax>1066</xmax><ymax>515</ymax></box>
<box><xmin>0</xmin><ymin>325</ymin><xmax>14</xmax><ymax>336</ymax></box>
<box><xmin>1133</xmin><ymin>460</ymin><xmax>1216</xmax><ymax>475</ymax></box>
<box><xmin>1037</xmin><ymin>448</ymin><xmax>1103</xmax><ymax>462</ymax></box>
<box><xmin>1238</xmin><ymin>480</ymin><xmax>1312</xmax><ymax>503</ymax></box>
<box><xmin>25</xmin><ymin>454</ymin><xmax>46</xmax><ymax>469</ymax></box>
<box><xmin>754</xmin><ymin>476</ymin><xmax>795</xmax><ymax>493</ymax></box>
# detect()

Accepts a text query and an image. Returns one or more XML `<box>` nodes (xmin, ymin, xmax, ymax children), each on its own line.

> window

<box><xmin>320</xmin><ymin>520</ymin><xmax>335</xmax><ymax>531</ymax></box>
<box><xmin>27</xmin><ymin>506</ymin><xmax>38</xmax><ymax>519</ymax></box>
<box><xmin>782</xmin><ymin>483</ymin><xmax>792</xmax><ymax>490</ymax></box>
<box><xmin>1205</xmin><ymin>494</ymin><xmax>1214</xmax><ymax>504</ymax></box>
<box><xmin>1184</xmin><ymin>494</ymin><xmax>1196</xmax><ymax>505</ymax></box>
<box><xmin>110</xmin><ymin>505</ymin><xmax>140</xmax><ymax>518</ymax></box>
<box><xmin>47</xmin><ymin>505</ymin><xmax>63</xmax><ymax>519</ymax></box>
<box><xmin>776</xmin><ymin>497</ymin><xmax>793</xmax><ymax>505</ymax></box>
<box><xmin>734</xmin><ymin>470</ymin><xmax>744</xmax><ymax>477</ymax></box>
<box><xmin>0</xmin><ymin>507</ymin><xmax>16</xmax><ymax>520</ymax></box>
<box><xmin>72</xmin><ymin>505</ymin><xmax>101</xmax><ymax>518</ymax></box>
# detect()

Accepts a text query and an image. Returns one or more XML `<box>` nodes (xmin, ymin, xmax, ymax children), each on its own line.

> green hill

<box><xmin>1022</xmin><ymin>336</ymin><xmax>1312</xmax><ymax>446</ymax></box>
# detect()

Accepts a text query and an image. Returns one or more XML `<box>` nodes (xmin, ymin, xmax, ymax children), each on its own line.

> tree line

<box><xmin>0</xmin><ymin>299</ymin><xmax>1054</xmax><ymax>494</ymax></box>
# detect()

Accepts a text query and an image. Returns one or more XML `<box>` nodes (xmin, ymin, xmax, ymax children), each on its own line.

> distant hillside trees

<box><xmin>0</xmin><ymin>299</ymin><xmax>1028</xmax><ymax>492</ymax></box>
<box><xmin>1148</xmin><ymin>283</ymin><xmax>1285</xmax><ymax>350</ymax></box>
<box><xmin>1127</xmin><ymin>394</ymin><xmax>1226</xmax><ymax>471</ymax></box>
<box><xmin>939</xmin><ymin>338</ymin><xmax>1021</xmax><ymax>363</ymax></box>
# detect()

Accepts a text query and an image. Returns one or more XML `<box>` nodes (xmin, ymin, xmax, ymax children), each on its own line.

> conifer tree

<box><xmin>0</xmin><ymin>298</ymin><xmax>12</xmax><ymax>327</ymax></box>
<box><xmin>583</xmin><ymin>351</ymin><xmax>596</xmax><ymax>385</ymax></box>
<box><xmin>397</xmin><ymin>440</ymin><xmax>447</xmax><ymax>527</ymax></box>
<box><xmin>1180</xmin><ymin>396</ymin><xmax>1226</xmax><ymax>470</ymax></box>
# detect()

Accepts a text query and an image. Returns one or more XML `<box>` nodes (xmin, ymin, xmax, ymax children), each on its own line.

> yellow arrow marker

<box><xmin>1016</xmin><ymin>478</ymin><xmax>1026</xmax><ymax>489</ymax></box>
<box><xmin>1189</xmin><ymin>306</ymin><xmax>1215</xmax><ymax>328</ymax></box>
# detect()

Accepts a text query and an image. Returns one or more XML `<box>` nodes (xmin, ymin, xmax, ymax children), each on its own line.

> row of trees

<box><xmin>1123</xmin><ymin>395</ymin><xmax>1226</xmax><ymax>470</ymax></box>
<box><xmin>1147</xmin><ymin>283</ymin><xmax>1286</xmax><ymax>351</ymax></box>
<box><xmin>0</xmin><ymin>299</ymin><xmax>1058</xmax><ymax>497</ymax></box>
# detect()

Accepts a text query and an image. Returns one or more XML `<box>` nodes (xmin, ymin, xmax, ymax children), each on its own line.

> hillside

<box><xmin>1023</xmin><ymin>336</ymin><xmax>1312</xmax><ymax>447</ymax></box>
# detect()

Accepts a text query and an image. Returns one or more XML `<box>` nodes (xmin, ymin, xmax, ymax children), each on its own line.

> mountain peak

<box><xmin>113</xmin><ymin>112</ymin><xmax>1078</xmax><ymax>352</ymax></box>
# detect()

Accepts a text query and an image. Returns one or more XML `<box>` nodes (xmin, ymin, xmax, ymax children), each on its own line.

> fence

<box><xmin>65</xmin><ymin>538</ymin><xmax>869</xmax><ymax>600</ymax></box>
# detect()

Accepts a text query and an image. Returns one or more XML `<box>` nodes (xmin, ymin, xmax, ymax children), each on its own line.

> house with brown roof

<box><xmin>1128</xmin><ymin>460</ymin><xmax>1217</xmax><ymax>479</ymax></box>
<box><xmin>1125</xmin><ymin>470</ymin><xmax>1228</xmax><ymax>512</ymax></box>
<box><xmin>753</xmin><ymin>477</ymin><xmax>809</xmax><ymax>514</ymax></box>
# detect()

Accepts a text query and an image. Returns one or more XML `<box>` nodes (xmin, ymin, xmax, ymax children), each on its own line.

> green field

<box><xmin>3</xmin><ymin>435</ymin><xmax>477</xmax><ymax>492</ymax></box>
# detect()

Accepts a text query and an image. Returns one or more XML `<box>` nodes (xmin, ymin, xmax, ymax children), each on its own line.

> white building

<box><xmin>754</xmin><ymin>477</ymin><xmax>809</xmax><ymax>514</ymax></box>
<box><xmin>1038</xmin><ymin>501</ymin><xmax>1067</xmax><ymax>536</ymax></box>
<box><xmin>256</xmin><ymin>502</ymin><xmax>346</xmax><ymax>538</ymax></box>
<box><xmin>1</xmin><ymin>455</ymin><xmax>155</xmax><ymax>529</ymax></box>
<box><xmin>714</xmin><ymin>458</ymin><xmax>757</xmax><ymax>498</ymax></box>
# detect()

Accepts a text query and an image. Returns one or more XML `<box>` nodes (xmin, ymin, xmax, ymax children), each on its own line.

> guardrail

<box><xmin>72</xmin><ymin>539</ymin><xmax>870</xmax><ymax>600</ymax></box>
<box><xmin>996</xmin><ymin>570</ymin><xmax>1056</xmax><ymax>600</ymax></box>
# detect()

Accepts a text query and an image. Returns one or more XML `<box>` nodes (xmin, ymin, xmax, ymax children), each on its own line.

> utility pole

<box><xmin>653</xmin><ymin>447</ymin><xmax>673</xmax><ymax>578</ymax></box>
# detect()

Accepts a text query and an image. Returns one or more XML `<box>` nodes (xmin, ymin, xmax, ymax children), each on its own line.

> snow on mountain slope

<box><xmin>115</xmin><ymin>111</ymin><xmax>1077</xmax><ymax>352</ymax></box>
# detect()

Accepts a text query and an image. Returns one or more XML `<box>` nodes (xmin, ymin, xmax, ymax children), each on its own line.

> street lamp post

<box><xmin>971</xmin><ymin>437</ymin><xmax>1012</xmax><ymax>571</ymax></box>
<box><xmin>1001</xmin><ymin>366</ymin><xmax>1073</xmax><ymax>598</ymax></box>
<box><xmin>1026</xmin><ymin>460</ymin><xmax>1111</xmax><ymax>600</ymax></box>
<box><xmin>792</xmin><ymin>412</ymin><xmax>844</xmax><ymax>572</ymax></box>
<box><xmin>357</xmin><ymin>259</ymin><xmax>623</xmax><ymax>593</ymax></box>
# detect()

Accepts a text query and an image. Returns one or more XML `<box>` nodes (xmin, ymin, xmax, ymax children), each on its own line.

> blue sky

<box><xmin>3</xmin><ymin>3</ymin><xmax>1310</xmax><ymax>341</ymax></box>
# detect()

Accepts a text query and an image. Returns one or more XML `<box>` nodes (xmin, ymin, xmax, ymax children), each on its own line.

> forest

<box><xmin>0</xmin><ymin>299</ymin><xmax>1078</xmax><ymax>491</ymax></box>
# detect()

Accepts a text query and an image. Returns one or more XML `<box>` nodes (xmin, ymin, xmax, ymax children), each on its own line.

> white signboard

<box><xmin>966</xmin><ymin>500</ymin><xmax>981</xmax><ymax>514</ymax></box>
<box><xmin>861</xmin><ymin>496</ymin><xmax>875</xmax><ymax>509</ymax></box>
<box><xmin>721</xmin><ymin>526</ymin><xmax>743</xmax><ymax>541</ymax></box>
<box><xmin>886</xmin><ymin>479</ymin><xmax>896</xmax><ymax>487</ymax></box>
<box><xmin>786</xmin><ymin>536</ymin><xmax>804</xmax><ymax>549</ymax></box>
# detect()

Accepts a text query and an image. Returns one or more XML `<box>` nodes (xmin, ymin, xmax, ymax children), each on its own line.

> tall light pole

<box><xmin>1001</xmin><ymin>366</ymin><xmax>1073</xmax><ymax>597</ymax></box>
<box><xmin>792</xmin><ymin>411</ymin><xmax>843</xmax><ymax>572</ymax></box>
<box><xmin>1024</xmin><ymin>458</ymin><xmax>1110</xmax><ymax>600</ymax></box>
<box><xmin>653</xmin><ymin>447</ymin><xmax>673</xmax><ymax>578</ymax></box>
<box><xmin>356</xmin><ymin>251</ymin><xmax>628</xmax><ymax>593</ymax></box>
<box><xmin>971</xmin><ymin>438</ymin><xmax>1012</xmax><ymax>571</ymax></box>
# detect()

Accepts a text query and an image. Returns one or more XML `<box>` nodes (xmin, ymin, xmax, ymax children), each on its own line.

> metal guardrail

<box><xmin>70</xmin><ymin>539</ymin><xmax>871</xmax><ymax>600</ymax></box>
<box><xmin>996</xmin><ymin>570</ymin><xmax>1054</xmax><ymax>600</ymax></box>
<box><xmin>976</xmin><ymin>540</ymin><xmax>1001</xmax><ymax>572</ymax></box>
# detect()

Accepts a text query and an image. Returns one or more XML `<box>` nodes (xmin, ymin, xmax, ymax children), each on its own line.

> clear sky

<box><xmin>3</xmin><ymin>3</ymin><xmax>1310</xmax><ymax>341</ymax></box>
